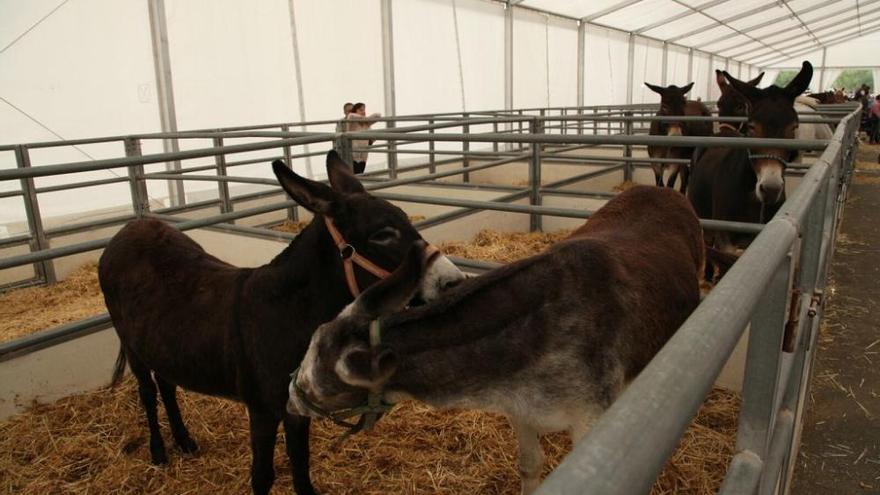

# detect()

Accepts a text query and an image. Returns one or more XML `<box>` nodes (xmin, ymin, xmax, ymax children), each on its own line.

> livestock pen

<box><xmin>0</xmin><ymin>102</ymin><xmax>860</xmax><ymax>494</ymax></box>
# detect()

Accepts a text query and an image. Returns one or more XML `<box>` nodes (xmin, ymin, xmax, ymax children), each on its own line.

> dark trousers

<box><xmin>353</xmin><ymin>161</ymin><xmax>366</xmax><ymax>174</ymax></box>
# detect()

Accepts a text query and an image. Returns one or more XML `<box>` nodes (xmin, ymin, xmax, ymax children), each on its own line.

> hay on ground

<box><xmin>0</xmin><ymin>263</ymin><xmax>105</xmax><ymax>344</ymax></box>
<box><xmin>613</xmin><ymin>180</ymin><xmax>640</xmax><ymax>192</ymax></box>
<box><xmin>0</xmin><ymin>228</ymin><xmax>739</xmax><ymax>494</ymax></box>
<box><xmin>0</xmin><ymin>378</ymin><xmax>738</xmax><ymax>495</ymax></box>
<box><xmin>271</xmin><ymin>216</ymin><xmax>427</xmax><ymax>235</ymax></box>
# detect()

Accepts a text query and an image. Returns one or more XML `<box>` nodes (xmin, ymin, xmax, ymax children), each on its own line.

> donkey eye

<box><xmin>369</xmin><ymin>227</ymin><xmax>400</xmax><ymax>245</ymax></box>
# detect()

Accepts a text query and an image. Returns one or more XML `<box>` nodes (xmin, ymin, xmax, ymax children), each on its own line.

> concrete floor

<box><xmin>791</xmin><ymin>145</ymin><xmax>880</xmax><ymax>494</ymax></box>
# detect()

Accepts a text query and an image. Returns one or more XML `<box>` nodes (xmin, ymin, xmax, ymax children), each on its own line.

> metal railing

<box><xmin>0</xmin><ymin>102</ymin><xmax>860</xmax><ymax>494</ymax></box>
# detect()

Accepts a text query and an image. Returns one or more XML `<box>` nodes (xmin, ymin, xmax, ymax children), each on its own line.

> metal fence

<box><xmin>0</xmin><ymin>102</ymin><xmax>861</xmax><ymax>494</ymax></box>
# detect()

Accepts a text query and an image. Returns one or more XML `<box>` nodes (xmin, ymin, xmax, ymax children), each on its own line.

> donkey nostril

<box><xmin>441</xmin><ymin>278</ymin><xmax>463</xmax><ymax>291</ymax></box>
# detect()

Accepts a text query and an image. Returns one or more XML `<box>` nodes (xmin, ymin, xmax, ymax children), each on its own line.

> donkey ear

<box><xmin>356</xmin><ymin>241</ymin><xmax>433</xmax><ymax>319</ymax></box>
<box><xmin>715</xmin><ymin>70</ymin><xmax>728</xmax><ymax>90</ymax></box>
<box><xmin>326</xmin><ymin>151</ymin><xmax>366</xmax><ymax>195</ymax></box>
<box><xmin>644</xmin><ymin>82</ymin><xmax>665</xmax><ymax>95</ymax></box>
<box><xmin>272</xmin><ymin>160</ymin><xmax>338</xmax><ymax>214</ymax></box>
<box><xmin>784</xmin><ymin>61</ymin><xmax>813</xmax><ymax>99</ymax></box>
<box><xmin>336</xmin><ymin>344</ymin><xmax>398</xmax><ymax>389</ymax></box>
<box><xmin>678</xmin><ymin>82</ymin><xmax>695</xmax><ymax>95</ymax></box>
<box><xmin>748</xmin><ymin>72</ymin><xmax>764</xmax><ymax>87</ymax></box>
<box><xmin>724</xmin><ymin>71</ymin><xmax>762</xmax><ymax>103</ymax></box>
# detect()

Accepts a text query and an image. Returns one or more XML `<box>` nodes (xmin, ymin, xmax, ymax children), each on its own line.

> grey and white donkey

<box><xmin>288</xmin><ymin>186</ymin><xmax>704</xmax><ymax>493</ymax></box>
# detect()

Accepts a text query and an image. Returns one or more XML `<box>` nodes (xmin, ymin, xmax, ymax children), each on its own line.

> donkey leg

<box><xmin>510</xmin><ymin>418</ymin><xmax>544</xmax><ymax>495</ymax></box>
<box><xmin>652</xmin><ymin>165</ymin><xmax>663</xmax><ymax>187</ymax></box>
<box><xmin>248</xmin><ymin>408</ymin><xmax>279</xmax><ymax>495</ymax></box>
<box><xmin>666</xmin><ymin>166</ymin><xmax>679</xmax><ymax>189</ymax></box>
<box><xmin>679</xmin><ymin>165</ymin><xmax>690</xmax><ymax>194</ymax></box>
<box><xmin>155</xmin><ymin>375</ymin><xmax>198</xmax><ymax>454</ymax></box>
<box><xmin>283</xmin><ymin>415</ymin><xmax>317</xmax><ymax>495</ymax></box>
<box><xmin>127</xmin><ymin>355</ymin><xmax>168</xmax><ymax>465</ymax></box>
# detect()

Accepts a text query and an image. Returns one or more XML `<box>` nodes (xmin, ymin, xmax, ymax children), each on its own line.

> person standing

<box><xmin>335</xmin><ymin>102</ymin><xmax>354</xmax><ymax>133</ymax></box>
<box><xmin>345</xmin><ymin>102</ymin><xmax>381</xmax><ymax>174</ymax></box>
<box><xmin>869</xmin><ymin>95</ymin><xmax>880</xmax><ymax>144</ymax></box>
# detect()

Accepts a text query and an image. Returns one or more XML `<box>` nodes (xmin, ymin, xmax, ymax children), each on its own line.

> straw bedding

<box><xmin>0</xmin><ymin>263</ymin><xmax>106</xmax><ymax>344</ymax></box>
<box><xmin>0</xmin><ymin>228</ymin><xmax>739</xmax><ymax>494</ymax></box>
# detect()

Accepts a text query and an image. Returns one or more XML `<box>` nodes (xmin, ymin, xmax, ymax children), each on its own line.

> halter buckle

<box><xmin>339</xmin><ymin>244</ymin><xmax>356</xmax><ymax>260</ymax></box>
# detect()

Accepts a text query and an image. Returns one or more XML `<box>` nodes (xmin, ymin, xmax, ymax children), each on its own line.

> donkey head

<box><xmin>715</xmin><ymin>70</ymin><xmax>764</xmax><ymax>120</ymax></box>
<box><xmin>723</xmin><ymin>61</ymin><xmax>812</xmax><ymax>205</ymax></box>
<box><xmin>272</xmin><ymin>151</ymin><xmax>463</xmax><ymax>302</ymax></box>
<box><xmin>287</xmin><ymin>242</ymin><xmax>433</xmax><ymax>416</ymax></box>
<box><xmin>645</xmin><ymin>82</ymin><xmax>695</xmax><ymax>136</ymax></box>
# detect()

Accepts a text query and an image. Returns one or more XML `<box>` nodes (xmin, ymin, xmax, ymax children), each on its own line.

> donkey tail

<box><xmin>109</xmin><ymin>346</ymin><xmax>127</xmax><ymax>388</ymax></box>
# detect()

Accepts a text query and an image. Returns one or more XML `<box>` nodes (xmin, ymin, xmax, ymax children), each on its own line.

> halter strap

<box><xmin>323</xmin><ymin>216</ymin><xmax>439</xmax><ymax>298</ymax></box>
<box><xmin>717</xmin><ymin>123</ymin><xmax>741</xmax><ymax>134</ymax></box>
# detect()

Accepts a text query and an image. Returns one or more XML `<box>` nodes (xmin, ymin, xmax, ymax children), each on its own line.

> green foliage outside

<box><xmin>831</xmin><ymin>70</ymin><xmax>873</xmax><ymax>91</ymax></box>
<box><xmin>772</xmin><ymin>69</ymin><xmax>874</xmax><ymax>92</ymax></box>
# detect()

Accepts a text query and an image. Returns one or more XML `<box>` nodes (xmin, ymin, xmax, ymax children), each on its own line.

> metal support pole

<box><xmin>15</xmin><ymin>145</ymin><xmax>56</xmax><ymax>284</ymax></box>
<box><xmin>661</xmin><ymin>42</ymin><xmax>668</xmax><ymax>86</ymax></box>
<box><xmin>626</xmin><ymin>33</ymin><xmax>635</xmax><ymax>105</ymax></box>
<box><xmin>707</xmin><ymin>53</ymin><xmax>714</xmax><ymax>98</ymax></box>
<box><xmin>818</xmin><ymin>47</ymin><xmax>828</xmax><ymax>90</ymax></box>
<box><xmin>492</xmin><ymin>121</ymin><xmax>499</xmax><ymax>152</ymax></box>
<box><xmin>687</xmin><ymin>48</ymin><xmax>694</xmax><ymax>83</ymax></box>
<box><xmin>429</xmin><ymin>119</ymin><xmax>437</xmax><ymax>173</ymax></box>
<box><xmin>462</xmin><ymin>113</ymin><xmax>470</xmax><ymax>183</ymax></box>
<box><xmin>529</xmin><ymin>118</ymin><xmax>543</xmax><ymax>232</ymax></box>
<box><xmin>577</xmin><ymin>21</ymin><xmax>585</xmax><ymax>109</ymax></box>
<box><xmin>212</xmin><ymin>137</ymin><xmax>233</xmax><ymax>217</ymax></box>
<box><xmin>623</xmin><ymin>111</ymin><xmax>634</xmax><ymax>182</ymax></box>
<box><xmin>504</xmin><ymin>3</ymin><xmax>514</xmax><ymax>151</ymax></box>
<box><xmin>124</xmin><ymin>138</ymin><xmax>150</xmax><ymax>219</ymax></box>
<box><xmin>381</xmin><ymin>0</ymin><xmax>398</xmax><ymax>179</ymax></box>
<box><xmin>736</xmin><ymin>257</ymin><xmax>793</xmax><ymax>492</ymax></box>
<box><xmin>286</xmin><ymin>0</ymin><xmax>313</xmax><ymax>178</ymax></box>
<box><xmin>147</xmin><ymin>0</ymin><xmax>185</xmax><ymax>207</ymax></box>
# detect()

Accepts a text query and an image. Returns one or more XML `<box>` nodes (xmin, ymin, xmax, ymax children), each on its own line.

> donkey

<box><xmin>645</xmin><ymin>82</ymin><xmax>713</xmax><ymax>192</ymax></box>
<box><xmin>98</xmin><ymin>151</ymin><xmax>465</xmax><ymax>495</ymax></box>
<box><xmin>287</xmin><ymin>186</ymin><xmax>703</xmax><ymax>494</ymax></box>
<box><xmin>715</xmin><ymin>70</ymin><xmax>764</xmax><ymax>135</ymax></box>
<box><xmin>688</xmin><ymin>61</ymin><xmax>813</xmax><ymax>269</ymax></box>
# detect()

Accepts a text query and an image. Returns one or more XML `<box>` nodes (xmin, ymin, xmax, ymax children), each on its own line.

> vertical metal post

<box><xmin>429</xmin><ymin>119</ymin><xmax>437</xmax><ymax>173</ymax></box>
<box><xmin>286</xmin><ymin>0</ymin><xmax>313</xmax><ymax>178</ymax></box>
<box><xmin>281</xmin><ymin>124</ymin><xmax>294</xmax><ymax>167</ymax></box>
<box><xmin>504</xmin><ymin>3</ymin><xmax>514</xmax><ymax>114</ymax></box>
<box><xmin>462</xmin><ymin>113</ymin><xmax>470</xmax><ymax>183</ymax></box>
<box><xmin>623</xmin><ymin>111</ymin><xmax>633</xmax><ymax>182</ymax></box>
<box><xmin>212</xmin><ymin>137</ymin><xmax>233</xmax><ymax>217</ymax></box>
<box><xmin>687</xmin><ymin>48</ymin><xmax>693</xmax><ymax>83</ymax></box>
<box><xmin>518</xmin><ymin>109</ymin><xmax>525</xmax><ymax>151</ymax></box>
<box><xmin>492</xmin><ymin>121</ymin><xmax>499</xmax><ymax>152</ymax></box>
<box><xmin>277</xmin><ymin>127</ymin><xmax>299</xmax><ymax>221</ymax></box>
<box><xmin>626</xmin><ymin>33</ymin><xmax>635</xmax><ymax>105</ymax></box>
<box><xmin>529</xmin><ymin>118</ymin><xmax>542</xmax><ymax>232</ymax></box>
<box><xmin>147</xmin><ymin>0</ymin><xmax>185</xmax><ymax>207</ymax></box>
<box><xmin>736</xmin><ymin>257</ymin><xmax>793</xmax><ymax>492</ymax></box>
<box><xmin>818</xmin><ymin>47</ymin><xmax>828</xmax><ymax>90</ymax></box>
<box><xmin>504</xmin><ymin>3</ymin><xmax>514</xmax><ymax>151</ymax></box>
<box><xmin>124</xmin><ymin>137</ymin><xmax>150</xmax><ymax>219</ymax></box>
<box><xmin>707</xmin><ymin>54</ymin><xmax>714</xmax><ymax>98</ymax></box>
<box><xmin>577</xmin><ymin>20</ymin><xmax>585</xmax><ymax>109</ymax></box>
<box><xmin>381</xmin><ymin>0</ymin><xmax>398</xmax><ymax>179</ymax></box>
<box><xmin>15</xmin><ymin>145</ymin><xmax>56</xmax><ymax>284</ymax></box>
<box><xmin>661</xmin><ymin>42</ymin><xmax>668</xmax><ymax>86</ymax></box>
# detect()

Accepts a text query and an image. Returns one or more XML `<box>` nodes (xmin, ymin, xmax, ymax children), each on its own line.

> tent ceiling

<box><xmin>516</xmin><ymin>0</ymin><xmax>880</xmax><ymax>68</ymax></box>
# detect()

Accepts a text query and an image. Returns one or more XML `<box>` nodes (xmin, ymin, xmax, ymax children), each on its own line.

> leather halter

<box><xmin>718</xmin><ymin>123</ymin><xmax>741</xmax><ymax>134</ymax></box>
<box><xmin>323</xmin><ymin>216</ymin><xmax>439</xmax><ymax>298</ymax></box>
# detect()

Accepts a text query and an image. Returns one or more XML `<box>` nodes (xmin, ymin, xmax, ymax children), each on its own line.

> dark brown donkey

<box><xmin>98</xmin><ymin>151</ymin><xmax>465</xmax><ymax>495</ymax></box>
<box><xmin>645</xmin><ymin>82</ymin><xmax>712</xmax><ymax>192</ymax></box>
<box><xmin>287</xmin><ymin>186</ymin><xmax>703</xmax><ymax>494</ymax></box>
<box><xmin>688</xmin><ymin>61</ymin><xmax>813</xmax><ymax>275</ymax></box>
<box><xmin>714</xmin><ymin>70</ymin><xmax>764</xmax><ymax>135</ymax></box>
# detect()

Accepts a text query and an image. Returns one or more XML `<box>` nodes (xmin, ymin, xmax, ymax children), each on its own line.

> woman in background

<box><xmin>345</xmin><ymin>102</ymin><xmax>382</xmax><ymax>174</ymax></box>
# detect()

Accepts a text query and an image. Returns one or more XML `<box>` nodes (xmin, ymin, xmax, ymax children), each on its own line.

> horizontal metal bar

<box><xmin>0</xmin><ymin>134</ymin><xmax>334</xmax><ymax>181</ymax></box>
<box><xmin>346</xmin><ymin>132</ymin><xmax>830</xmax><ymax>151</ymax></box>
<box><xmin>0</xmin><ymin>189</ymin><xmax>24</xmax><ymax>199</ymax></box>
<box><xmin>0</xmin><ymin>313</ymin><xmax>113</xmax><ymax>361</ymax></box>
<box><xmin>34</xmin><ymin>176</ymin><xmax>130</xmax><ymax>194</ymax></box>
<box><xmin>0</xmin><ymin>233</ymin><xmax>33</xmax><ymax>249</ymax></box>
<box><xmin>43</xmin><ymin>213</ymin><xmax>137</xmax><ymax>238</ymax></box>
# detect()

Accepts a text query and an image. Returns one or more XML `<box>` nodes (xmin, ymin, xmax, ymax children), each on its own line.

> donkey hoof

<box><xmin>177</xmin><ymin>437</ymin><xmax>199</xmax><ymax>455</ymax></box>
<box><xmin>150</xmin><ymin>449</ymin><xmax>169</xmax><ymax>466</ymax></box>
